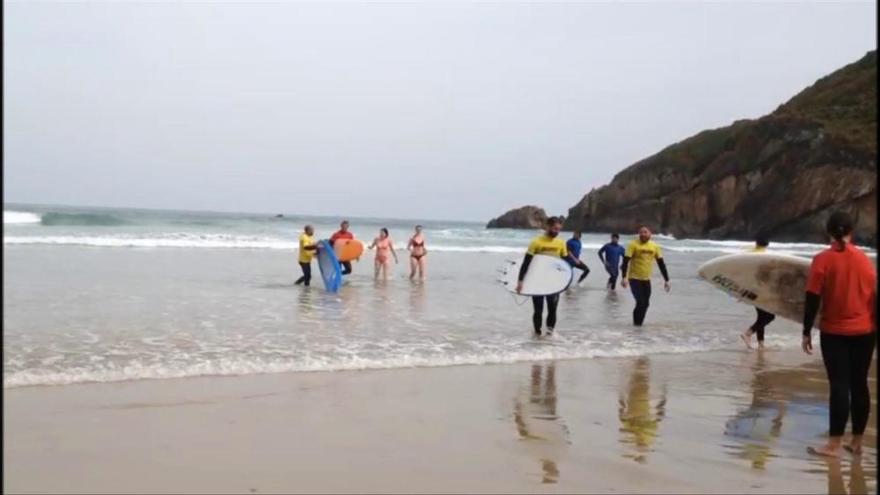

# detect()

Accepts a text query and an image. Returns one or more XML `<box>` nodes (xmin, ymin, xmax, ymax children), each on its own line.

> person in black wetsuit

<box><xmin>598</xmin><ymin>233</ymin><xmax>626</xmax><ymax>290</ymax></box>
<box><xmin>620</xmin><ymin>227</ymin><xmax>671</xmax><ymax>326</ymax></box>
<box><xmin>515</xmin><ymin>217</ymin><xmax>580</xmax><ymax>337</ymax></box>
<box><xmin>740</xmin><ymin>235</ymin><xmax>775</xmax><ymax>349</ymax></box>
<box><xmin>564</xmin><ymin>231</ymin><xmax>591</xmax><ymax>284</ymax></box>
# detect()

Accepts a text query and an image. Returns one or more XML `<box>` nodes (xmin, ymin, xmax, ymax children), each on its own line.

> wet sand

<box><xmin>4</xmin><ymin>349</ymin><xmax>876</xmax><ymax>494</ymax></box>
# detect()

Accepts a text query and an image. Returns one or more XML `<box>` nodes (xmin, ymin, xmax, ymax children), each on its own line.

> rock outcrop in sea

<box><xmin>487</xmin><ymin>205</ymin><xmax>556</xmax><ymax>229</ymax></box>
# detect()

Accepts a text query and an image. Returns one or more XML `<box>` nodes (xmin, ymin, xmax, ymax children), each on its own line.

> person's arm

<box><xmin>656</xmin><ymin>258</ymin><xmax>670</xmax><ymax>280</ymax></box>
<box><xmin>802</xmin><ymin>257</ymin><xmax>825</xmax><ymax>354</ymax></box>
<box><xmin>391</xmin><ymin>241</ymin><xmax>398</xmax><ymax>263</ymax></box>
<box><xmin>598</xmin><ymin>245</ymin><xmax>606</xmax><ymax>265</ymax></box>
<box><xmin>368</xmin><ymin>238</ymin><xmax>376</xmax><ymax>249</ymax></box>
<box><xmin>518</xmin><ymin>254</ymin><xmax>534</xmax><ymax>284</ymax></box>
<box><xmin>407</xmin><ymin>237</ymin><xmax>414</xmax><ymax>251</ymax></box>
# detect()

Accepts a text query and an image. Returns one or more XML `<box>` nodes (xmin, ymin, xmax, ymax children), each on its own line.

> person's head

<box><xmin>545</xmin><ymin>217</ymin><xmax>563</xmax><ymax>238</ymax></box>
<box><xmin>826</xmin><ymin>211</ymin><xmax>854</xmax><ymax>247</ymax></box>
<box><xmin>414</xmin><ymin>225</ymin><xmax>423</xmax><ymax>234</ymax></box>
<box><xmin>638</xmin><ymin>226</ymin><xmax>652</xmax><ymax>243</ymax></box>
<box><xmin>379</xmin><ymin>227</ymin><xmax>389</xmax><ymax>239</ymax></box>
<box><xmin>340</xmin><ymin>220</ymin><xmax>350</xmax><ymax>232</ymax></box>
<box><xmin>572</xmin><ymin>230</ymin><xmax>582</xmax><ymax>240</ymax></box>
<box><xmin>755</xmin><ymin>234</ymin><xmax>769</xmax><ymax>248</ymax></box>
<box><xmin>304</xmin><ymin>224</ymin><xmax>314</xmax><ymax>236</ymax></box>
<box><xmin>611</xmin><ymin>233</ymin><xmax>620</xmax><ymax>244</ymax></box>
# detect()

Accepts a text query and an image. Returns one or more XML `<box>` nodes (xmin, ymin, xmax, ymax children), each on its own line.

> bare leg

<box><xmin>374</xmin><ymin>261</ymin><xmax>381</xmax><ymax>280</ymax></box>
<box><xmin>382</xmin><ymin>262</ymin><xmax>389</xmax><ymax>281</ymax></box>
<box><xmin>740</xmin><ymin>328</ymin><xmax>753</xmax><ymax>349</ymax></box>
<box><xmin>409</xmin><ymin>257</ymin><xmax>417</xmax><ymax>280</ymax></box>
<box><xmin>418</xmin><ymin>256</ymin><xmax>427</xmax><ymax>280</ymax></box>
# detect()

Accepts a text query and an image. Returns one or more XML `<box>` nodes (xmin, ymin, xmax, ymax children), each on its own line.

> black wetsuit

<box><xmin>620</xmin><ymin>257</ymin><xmax>670</xmax><ymax>326</ymax></box>
<box><xmin>519</xmin><ymin>254</ymin><xmax>560</xmax><ymax>335</ymax></box>
<box><xmin>751</xmin><ymin>308</ymin><xmax>776</xmax><ymax>343</ymax></box>
<box><xmin>295</xmin><ymin>262</ymin><xmax>312</xmax><ymax>286</ymax></box>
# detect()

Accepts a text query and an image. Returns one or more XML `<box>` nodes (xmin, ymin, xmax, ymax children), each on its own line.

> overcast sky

<box><xmin>4</xmin><ymin>1</ymin><xmax>876</xmax><ymax>221</ymax></box>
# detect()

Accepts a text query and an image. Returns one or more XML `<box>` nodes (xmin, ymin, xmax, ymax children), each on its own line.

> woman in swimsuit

<box><xmin>368</xmin><ymin>228</ymin><xmax>398</xmax><ymax>281</ymax></box>
<box><xmin>407</xmin><ymin>225</ymin><xmax>427</xmax><ymax>280</ymax></box>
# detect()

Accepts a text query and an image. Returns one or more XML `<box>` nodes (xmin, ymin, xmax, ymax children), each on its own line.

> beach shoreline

<box><xmin>4</xmin><ymin>349</ymin><xmax>875</xmax><ymax>494</ymax></box>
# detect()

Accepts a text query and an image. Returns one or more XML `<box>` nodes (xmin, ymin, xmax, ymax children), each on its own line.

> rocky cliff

<box><xmin>487</xmin><ymin>205</ymin><xmax>553</xmax><ymax>229</ymax></box>
<box><xmin>563</xmin><ymin>51</ymin><xmax>877</xmax><ymax>245</ymax></box>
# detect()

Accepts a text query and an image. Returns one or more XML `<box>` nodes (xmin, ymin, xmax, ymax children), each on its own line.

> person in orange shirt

<box><xmin>802</xmin><ymin>212</ymin><xmax>876</xmax><ymax>458</ymax></box>
<box><xmin>330</xmin><ymin>220</ymin><xmax>355</xmax><ymax>275</ymax></box>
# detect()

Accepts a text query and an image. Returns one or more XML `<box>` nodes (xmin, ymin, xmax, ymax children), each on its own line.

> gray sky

<box><xmin>4</xmin><ymin>1</ymin><xmax>876</xmax><ymax>221</ymax></box>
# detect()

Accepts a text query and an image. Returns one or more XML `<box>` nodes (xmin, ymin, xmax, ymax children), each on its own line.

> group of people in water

<box><xmin>295</xmin><ymin>220</ymin><xmax>428</xmax><ymax>285</ymax></box>
<box><xmin>294</xmin><ymin>212</ymin><xmax>874</xmax><ymax>460</ymax></box>
<box><xmin>517</xmin><ymin>212</ymin><xmax>875</xmax><ymax>460</ymax></box>
<box><xmin>515</xmin><ymin>217</ymin><xmax>671</xmax><ymax>335</ymax></box>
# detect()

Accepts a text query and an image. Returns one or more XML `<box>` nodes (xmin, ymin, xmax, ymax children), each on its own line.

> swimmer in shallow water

<box><xmin>408</xmin><ymin>225</ymin><xmax>427</xmax><ymax>280</ymax></box>
<box><xmin>369</xmin><ymin>228</ymin><xmax>398</xmax><ymax>281</ymax></box>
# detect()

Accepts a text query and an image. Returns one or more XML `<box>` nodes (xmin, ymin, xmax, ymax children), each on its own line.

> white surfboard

<box><xmin>698</xmin><ymin>252</ymin><xmax>816</xmax><ymax>325</ymax></box>
<box><xmin>500</xmin><ymin>254</ymin><xmax>573</xmax><ymax>296</ymax></box>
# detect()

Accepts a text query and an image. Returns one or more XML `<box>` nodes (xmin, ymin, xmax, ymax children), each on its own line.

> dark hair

<box><xmin>611</xmin><ymin>233</ymin><xmax>620</xmax><ymax>239</ymax></box>
<box><xmin>546</xmin><ymin>216</ymin><xmax>562</xmax><ymax>226</ymax></box>
<box><xmin>826</xmin><ymin>211</ymin><xmax>854</xmax><ymax>245</ymax></box>
<box><xmin>415</xmin><ymin>224</ymin><xmax>423</xmax><ymax>230</ymax></box>
<box><xmin>755</xmin><ymin>234</ymin><xmax>769</xmax><ymax>248</ymax></box>
<box><xmin>380</xmin><ymin>227</ymin><xmax>389</xmax><ymax>236</ymax></box>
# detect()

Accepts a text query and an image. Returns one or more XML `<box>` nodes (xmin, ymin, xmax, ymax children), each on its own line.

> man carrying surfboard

<box><xmin>516</xmin><ymin>217</ymin><xmax>580</xmax><ymax>336</ymax></box>
<box><xmin>598</xmin><ymin>233</ymin><xmax>626</xmax><ymax>290</ymax></box>
<box><xmin>565</xmin><ymin>231</ymin><xmax>591</xmax><ymax>285</ymax></box>
<box><xmin>330</xmin><ymin>220</ymin><xmax>355</xmax><ymax>275</ymax></box>
<box><xmin>294</xmin><ymin>225</ymin><xmax>320</xmax><ymax>287</ymax></box>
<box><xmin>620</xmin><ymin>227</ymin><xmax>670</xmax><ymax>326</ymax></box>
<box><xmin>740</xmin><ymin>235</ymin><xmax>776</xmax><ymax>349</ymax></box>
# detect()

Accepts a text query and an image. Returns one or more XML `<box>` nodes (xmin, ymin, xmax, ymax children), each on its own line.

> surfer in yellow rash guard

<box><xmin>516</xmin><ymin>217</ymin><xmax>580</xmax><ymax>337</ymax></box>
<box><xmin>295</xmin><ymin>225</ymin><xmax>320</xmax><ymax>287</ymax></box>
<box><xmin>620</xmin><ymin>227</ymin><xmax>670</xmax><ymax>326</ymax></box>
<box><xmin>741</xmin><ymin>235</ymin><xmax>776</xmax><ymax>349</ymax></box>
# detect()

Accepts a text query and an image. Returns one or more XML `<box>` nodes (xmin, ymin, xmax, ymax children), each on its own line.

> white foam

<box><xmin>4</xmin><ymin>340</ymin><xmax>763</xmax><ymax>388</ymax></box>
<box><xmin>4</xmin><ymin>211</ymin><xmax>41</xmax><ymax>225</ymax></box>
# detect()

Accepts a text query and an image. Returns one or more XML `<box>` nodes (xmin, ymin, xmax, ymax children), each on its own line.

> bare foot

<box><xmin>844</xmin><ymin>445</ymin><xmax>862</xmax><ymax>456</ymax></box>
<box><xmin>807</xmin><ymin>445</ymin><xmax>842</xmax><ymax>458</ymax></box>
<box><xmin>740</xmin><ymin>331</ymin><xmax>752</xmax><ymax>349</ymax></box>
<box><xmin>757</xmin><ymin>341</ymin><xmax>765</xmax><ymax>350</ymax></box>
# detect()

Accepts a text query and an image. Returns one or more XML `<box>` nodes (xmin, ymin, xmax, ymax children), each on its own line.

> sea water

<box><xmin>4</xmin><ymin>204</ymin><xmax>872</xmax><ymax>388</ymax></box>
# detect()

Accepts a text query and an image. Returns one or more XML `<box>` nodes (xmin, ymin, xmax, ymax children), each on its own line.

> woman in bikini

<box><xmin>368</xmin><ymin>228</ymin><xmax>398</xmax><ymax>281</ymax></box>
<box><xmin>407</xmin><ymin>225</ymin><xmax>427</xmax><ymax>280</ymax></box>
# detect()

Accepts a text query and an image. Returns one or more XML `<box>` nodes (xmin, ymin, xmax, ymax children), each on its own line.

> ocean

<box><xmin>4</xmin><ymin>204</ymin><xmax>872</xmax><ymax>388</ymax></box>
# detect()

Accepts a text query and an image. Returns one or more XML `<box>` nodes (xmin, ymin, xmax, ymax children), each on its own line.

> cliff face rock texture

<box><xmin>487</xmin><ymin>206</ymin><xmax>551</xmax><ymax>229</ymax></box>
<box><xmin>563</xmin><ymin>51</ymin><xmax>877</xmax><ymax>244</ymax></box>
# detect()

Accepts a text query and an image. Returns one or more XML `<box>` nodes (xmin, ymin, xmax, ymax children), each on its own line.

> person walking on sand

<box><xmin>565</xmin><ymin>231</ymin><xmax>591</xmax><ymax>285</ymax></box>
<box><xmin>802</xmin><ymin>212</ymin><xmax>876</xmax><ymax>459</ymax></box>
<box><xmin>620</xmin><ymin>227</ymin><xmax>671</xmax><ymax>326</ymax></box>
<box><xmin>516</xmin><ymin>217</ymin><xmax>581</xmax><ymax>337</ymax></box>
<box><xmin>330</xmin><ymin>220</ymin><xmax>356</xmax><ymax>275</ymax></box>
<box><xmin>741</xmin><ymin>235</ymin><xmax>776</xmax><ymax>349</ymax></box>
<box><xmin>598</xmin><ymin>233</ymin><xmax>626</xmax><ymax>290</ymax></box>
<box><xmin>369</xmin><ymin>228</ymin><xmax>399</xmax><ymax>281</ymax></box>
<box><xmin>407</xmin><ymin>225</ymin><xmax>428</xmax><ymax>280</ymax></box>
<box><xmin>294</xmin><ymin>225</ymin><xmax>320</xmax><ymax>287</ymax></box>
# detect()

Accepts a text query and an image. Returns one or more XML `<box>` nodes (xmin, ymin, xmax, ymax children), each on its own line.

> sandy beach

<box><xmin>4</xmin><ymin>349</ymin><xmax>875</xmax><ymax>494</ymax></box>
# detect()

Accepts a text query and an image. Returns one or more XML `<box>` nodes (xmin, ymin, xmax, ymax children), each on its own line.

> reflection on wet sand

<box><xmin>826</xmin><ymin>457</ymin><xmax>869</xmax><ymax>495</ymax></box>
<box><xmin>724</xmin><ymin>355</ymin><xmax>877</xmax><ymax>494</ymax></box>
<box><xmin>724</xmin><ymin>352</ymin><xmax>786</xmax><ymax>470</ymax></box>
<box><xmin>618</xmin><ymin>356</ymin><xmax>667</xmax><ymax>463</ymax></box>
<box><xmin>513</xmin><ymin>363</ymin><xmax>569</xmax><ymax>484</ymax></box>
